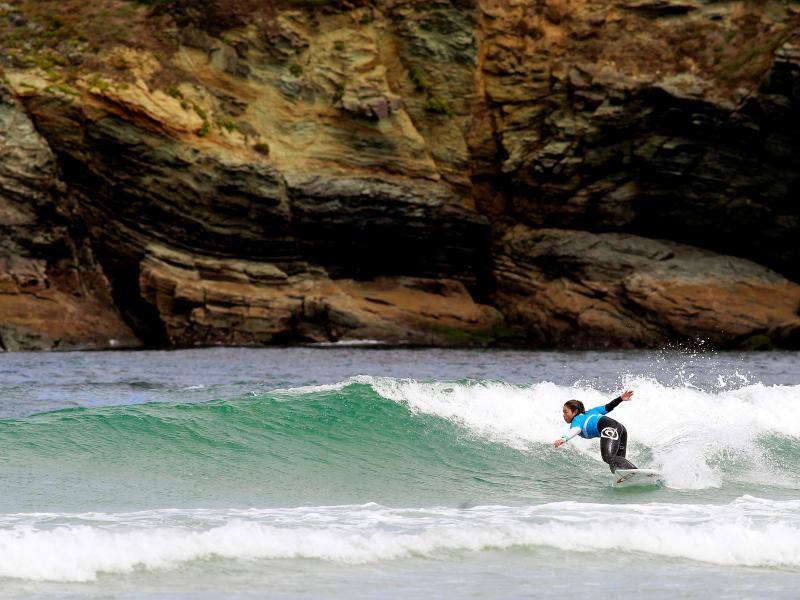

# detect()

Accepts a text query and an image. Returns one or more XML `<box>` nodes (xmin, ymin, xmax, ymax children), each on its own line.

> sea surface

<box><xmin>0</xmin><ymin>347</ymin><xmax>798</xmax><ymax>598</ymax></box>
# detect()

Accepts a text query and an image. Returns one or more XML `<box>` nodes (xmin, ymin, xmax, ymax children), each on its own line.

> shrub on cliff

<box><xmin>425</xmin><ymin>95</ymin><xmax>453</xmax><ymax>117</ymax></box>
<box><xmin>132</xmin><ymin>0</ymin><xmax>372</xmax><ymax>35</ymax></box>
<box><xmin>409</xmin><ymin>66</ymin><xmax>431</xmax><ymax>92</ymax></box>
<box><xmin>138</xmin><ymin>0</ymin><xmax>266</xmax><ymax>35</ymax></box>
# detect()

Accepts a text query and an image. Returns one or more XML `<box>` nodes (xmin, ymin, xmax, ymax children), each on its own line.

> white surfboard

<box><xmin>612</xmin><ymin>468</ymin><xmax>663</xmax><ymax>488</ymax></box>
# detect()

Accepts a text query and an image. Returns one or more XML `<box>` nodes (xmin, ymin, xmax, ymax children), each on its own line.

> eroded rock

<box><xmin>0</xmin><ymin>84</ymin><xmax>140</xmax><ymax>350</ymax></box>
<box><xmin>474</xmin><ymin>0</ymin><xmax>800</xmax><ymax>279</ymax></box>
<box><xmin>139</xmin><ymin>245</ymin><xmax>503</xmax><ymax>346</ymax></box>
<box><xmin>0</xmin><ymin>0</ymin><xmax>798</xmax><ymax>350</ymax></box>
<box><xmin>494</xmin><ymin>227</ymin><xmax>800</xmax><ymax>348</ymax></box>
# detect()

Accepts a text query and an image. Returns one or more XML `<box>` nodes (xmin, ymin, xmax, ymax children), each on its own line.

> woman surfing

<box><xmin>553</xmin><ymin>390</ymin><xmax>636</xmax><ymax>472</ymax></box>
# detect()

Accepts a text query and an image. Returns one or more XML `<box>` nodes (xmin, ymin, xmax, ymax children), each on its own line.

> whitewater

<box><xmin>0</xmin><ymin>348</ymin><xmax>798</xmax><ymax>598</ymax></box>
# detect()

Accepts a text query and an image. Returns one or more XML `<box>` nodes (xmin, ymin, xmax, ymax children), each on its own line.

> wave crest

<box><xmin>3</xmin><ymin>497</ymin><xmax>800</xmax><ymax>582</ymax></box>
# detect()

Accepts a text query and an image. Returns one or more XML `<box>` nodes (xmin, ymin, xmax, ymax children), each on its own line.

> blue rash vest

<box><xmin>561</xmin><ymin>397</ymin><xmax>625</xmax><ymax>443</ymax></box>
<box><xmin>569</xmin><ymin>405</ymin><xmax>608</xmax><ymax>439</ymax></box>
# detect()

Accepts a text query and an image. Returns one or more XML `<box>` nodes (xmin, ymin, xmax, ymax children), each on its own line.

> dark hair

<box><xmin>564</xmin><ymin>399</ymin><xmax>585</xmax><ymax>414</ymax></box>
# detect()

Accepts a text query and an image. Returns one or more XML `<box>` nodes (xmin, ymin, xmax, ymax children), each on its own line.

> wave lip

<box><xmin>2</xmin><ymin>496</ymin><xmax>800</xmax><ymax>582</ymax></box>
<box><xmin>343</xmin><ymin>376</ymin><xmax>800</xmax><ymax>489</ymax></box>
<box><xmin>284</xmin><ymin>376</ymin><xmax>800</xmax><ymax>490</ymax></box>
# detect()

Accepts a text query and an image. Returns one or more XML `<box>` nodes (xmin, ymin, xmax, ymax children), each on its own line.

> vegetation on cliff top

<box><xmin>126</xmin><ymin>0</ymin><xmax>370</xmax><ymax>33</ymax></box>
<box><xmin>1</xmin><ymin>0</ymin><xmax>796</xmax><ymax>101</ymax></box>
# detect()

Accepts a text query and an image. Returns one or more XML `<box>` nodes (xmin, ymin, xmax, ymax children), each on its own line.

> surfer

<box><xmin>553</xmin><ymin>390</ymin><xmax>637</xmax><ymax>472</ymax></box>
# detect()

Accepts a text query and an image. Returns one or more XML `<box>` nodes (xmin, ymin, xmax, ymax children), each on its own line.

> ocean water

<box><xmin>0</xmin><ymin>347</ymin><xmax>798</xmax><ymax>598</ymax></box>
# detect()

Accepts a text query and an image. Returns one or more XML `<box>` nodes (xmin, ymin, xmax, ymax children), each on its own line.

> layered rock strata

<box><xmin>494</xmin><ymin>227</ymin><xmax>800</xmax><ymax>349</ymax></box>
<box><xmin>473</xmin><ymin>0</ymin><xmax>800</xmax><ymax>279</ymax></box>
<box><xmin>0</xmin><ymin>0</ymin><xmax>798</xmax><ymax>350</ymax></box>
<box><xmin>140</xmin><ymin>244</ymin><xmax>503</xmax><ymax>346</ymax></box>
<box><xmin>0</xmin><ymin>84</ymin><xmax>139</xmax><ymax>350</ymax></box>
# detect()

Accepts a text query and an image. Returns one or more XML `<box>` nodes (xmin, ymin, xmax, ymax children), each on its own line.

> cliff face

<box><xmin>473</xmin><ymin>0</ymin><xmax>800</xmax><ymax>347</ymax></box>
<box><xmin>1</xmin><ymin>0</ymin><xmax>799</xmax><ymax>350</ymax></box>
<box><xmin>474</xmin><ymin>0</ymin><xmax>800</xmax><ymax>278</ymax></box>
<box><xmin>0</xmin><ymin>83</ymin><xmax>139</xmax><ymax>350</ymax></box>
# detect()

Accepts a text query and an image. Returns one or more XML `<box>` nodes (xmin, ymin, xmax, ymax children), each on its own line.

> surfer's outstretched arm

<box><xmin>554</xmin><ymin>427</ymin><xmax>580</xmax><ymax>447</ymax></box>
<box><xmin>605</xmin><ymin>390</ymin><xmax>633</xmax><ymax>412</ymax></box>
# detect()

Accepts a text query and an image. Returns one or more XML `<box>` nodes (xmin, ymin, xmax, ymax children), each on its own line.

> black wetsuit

<box><xmin>596</xmin><ymin>397</ymin><xmax>636</xmax><ymax>472</ymax></box>
<box><xmin>561</xmin><ymin>396</ymin><xmax>638</xmax><ymax>473</ymax></box>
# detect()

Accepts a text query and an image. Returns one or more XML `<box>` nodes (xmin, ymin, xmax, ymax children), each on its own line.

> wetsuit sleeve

<box><xmin>561</xmin><ymin>427</ymin><xmax>581</xmax><ymax>442</ymax></box>
<box><xmin>604</xmin><ymin>396</ymin><xmax>623</xmax><ymax>412</ymax></box>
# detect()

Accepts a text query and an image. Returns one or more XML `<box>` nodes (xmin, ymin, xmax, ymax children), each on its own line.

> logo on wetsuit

<box><xmin>600</xmin><ymin>427</ymin><xmax>619</xmax><ymax>440</ymax></box>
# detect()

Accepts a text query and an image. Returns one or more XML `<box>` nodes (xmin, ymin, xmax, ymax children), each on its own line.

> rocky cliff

<box><xmin>1</xmin><ymin>0</ymin><xmax>799</xmax><ymax>350</ymax></box>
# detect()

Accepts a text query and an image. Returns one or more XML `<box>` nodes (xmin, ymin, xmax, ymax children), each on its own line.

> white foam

<box><xmin>2</xmin><ymin>497</ymin><xmax>800</xmax><ymax>582</ymax></box>
<box><xmin>306</xmin><ymin>339</ymin><xmax>388</xmax><ymax>347</ymax></box>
